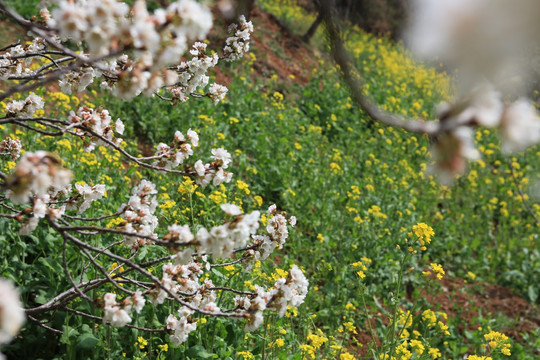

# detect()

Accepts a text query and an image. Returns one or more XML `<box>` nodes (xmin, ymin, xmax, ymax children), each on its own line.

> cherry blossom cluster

<box><xmin>195</xmin><ymin>204</ymin><xmax>260</xmax><ymax>258</ymax></box>
<box><xmin>166</xmin><ymin>306</ymin><xmax>198</xmax><ymax>346</ymax></box>
<box><xmin>430</xmin><ymin>85</ymin><xmax>540</xmax><ymax>183</ymax></box>
<box><xmin>69</xmin><ymin>106</ymin><xmax>124</xmax><ymax>151</ymax></box>
<box><xmin>18</xmin><ymin>180</ymin><xmax>108</xmax><ymax>234</ymax></box>
<box><xmin>193</xmin><ymin>147</ymin><xmax>234</xmax><ymax>187</ymax></box>
<box><xmin>237</xmin><ymin>265</ymin><xmax>308</xmax><ymax>332</ymax></box>
<box><xmin>102</xmin><ymin>291</ymin><xmax>145</xmax><ymax>327</ymax></box>
<box><xmin>0</xmin><ymin>278</ymin><xmax>25</xmax><ymax>360</ymax></box>
<box><xmin>102</xmin><ymin>293</ymin><xmax>132</xmax><ymax>327</ymax></box>
<box><xmin>72</xmin><ymin>183</ymin><xmax>107</xmax><ymax>214</ymax></box>
<box><xmin>269</xmin><ymin>265</ymin><xmax>309</xmax><ymax>317</ymax></box>
<box><xmin>30</xmin><ymin>0</ymin><xmax>251</xmax><ymax>102</ymax></box>
<box><xmin>0</xmin><ymin>0</ymin><xmax>253</xmax><ymax>104</ymax></box>
<box><xmin>149</xmin><ymin>260</ymin><xmax>206</xmax><ymax>306</ymax></box>
<box><xmin>223</xmin><ymin>15</ymin><xmax>254</xmax><ymax>61</ymax></box>
<box><xmin>244</xmin><ymin>205</ymin><xmax>297</xmax><ymax>268</ymax></box>
<box><xmin>405</xmin><ymin>0</ymin><xmax>540</xmax><ymax>183</ymax></box>
<box><xmin>0</xmin><ymin>138</ymin><xmax>22</xmax><ymax>160</ymax></box>
<box><xmin>0</xmin><ymin>1</ymin><xmax>252</xmax><ymax>105</ymax></box>
<box><xmin>153</xmin><ymin>129</ymin><xmax>198</xmax><ymax>169</ymax></box>
<box><xmin>6</xmin><ymin>151</ymin><xmax>72</xmax><ymax>204</ymax></box>
<box><xmin>149</xmin><ymin>127</ymin><xmax>234</xmax><ymax>186</ymax></box>
<box><xmin>2</xmin><ymin>149</ymin><xmax>107</xmax><ymax>233</ymax></box>
<box><xmin>240</xmin><ymin>285</ymin><xmax>268</xmax><ymax>332</ymax></box>
<box><xmin>18</xmin><ymin>182</ymin><xmax>108</xmax><ymax>235</ymax></box>
<box><xmin>117</xmin><ymin>179</ymin><xmax>159</xmax><ymax>249</ymax></box>
<box><xmin>162</xmin><ymin>203</ymin><xmax>263</xmax><ymax>259</ymax></box>
<box><xmin>99</xmin><ymin>202</ymin><xmax>306</xmax><ymax>342</ymax></box>
<box><xmin>45</xmin><ymin>0</ymin><xmax>211</xmax><ymax>58</ymax></box>
<box><xmin>20</xmin><ymin>193</ymin><xmax>60</xmax><ymax>235</ymax></box>
<box><xmin>59</xmin><ymin>66</ymin><xmax>98</xmax><ymax>95</ymax></box>
<box><xmin>169</xmin><ymin>42</ymin><xmax>220</xmax><ymax>103</ymax></box>
<box><xmin>0</xmin><ymin>38</ymin><xmax>46</xmax><ymax>79</ymax></box>
<box><xmin>5</xmin><ymin>93</ymin><xmax>44</xmax><ymax>117</ymax></box>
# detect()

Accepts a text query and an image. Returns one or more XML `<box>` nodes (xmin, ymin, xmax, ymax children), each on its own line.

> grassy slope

<box><xmin>0</xmin><ymin>0</ymin><xmax>539</xmax><ymax>358</ymax></box>
<box><xmin>101</xmin><ymin>1</ymin><xmax>540</xmax><ymax>356</ymax></box>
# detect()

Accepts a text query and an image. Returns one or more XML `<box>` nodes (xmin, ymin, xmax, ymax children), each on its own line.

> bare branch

<box><xmin>27</xmin><ymin>315</ymin><xmax>63</xmax><ymax>334</ymax></box>
<box><xmin>320</xmin><ymin>0</ymin><xmax>440</xmax><ymax>135</ymax></box>
<box><xmin>63</xmin><ymin>307</ymin><xmax>168</xmax><ymax>333</ymax></box>
<box><xmin>48</xmin><ymin>218</ymin><xmax>249</xmax><ymax>318</ymax></box>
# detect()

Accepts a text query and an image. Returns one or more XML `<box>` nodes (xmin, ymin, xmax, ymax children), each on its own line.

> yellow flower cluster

<box><xmin>135</xmin><ymin>336</ymin><xmax>147</xmax><ymax>350</ymax></box>
<box><xmin>423</xmin><ymin>263</ymin><xmax>445</xmax><ymax>280</ymax></box>
<box><xmin>368</xmin><ymin>205</ymin><xmax>387</xmax><ymax>220</ymax></box>
<box><xmin>412</xmin><ymin>222</ymin><xmax>434</xmax><ymax>246</ymax></box>
<box><xmin>340</xmin><ymin>353</ymin><xmax>355</xmax><ymax>360</ymax></box>
<box><xmin>299</xmin><ymin>329</ymin><xmax>331</xmax><ymax>359</ymax></box>
<box><xmin>236</xmin><ymin>180</ymin><xmax>250</xmax><ymax>194</ymax></box>
<box><xmin>405</xmin><ymin>222</ymin><xmax>434</xmax><ymax>253</ymax></box>
<box><xmin>237</xmin><ymin>351</ymin><xmax>254</xmax><ymax>360</ymax></box>
<box><xmin>330</xmin><ymin>162</ymin><xmax>342</xmax><ymax>174</ymax></box>
<box><xmin>177</xmin><ymin>177</ymin><xmax>197</xmax><ymax>195</ymax></box>
<box><xmin>269</xmin><ymin>338</ymin><xmax>285</xmax><ymax>348</ymax></box>
<box><xmin>351</xmin><ymin>257</ymin><xmax>371</xmax><ymax>279</ymax></box>
<box><xmin>397</xmin><ymin>309</ymin><xmax>413</xmax><ymax>328</ymax></box>
<box><xmin>421</xmin><ymin>310</ymin><xmax>450</xmax><ymax>335</ymax></box>
<box><xmin>484</xmin><ymin>330</ymin><xmax>511</xmax><ymax>356</ymax></box>
<box><xmin>209</xmin><ymin>190</ymin><xmax>227</xmax><ymax>204</ymax></box>
<box><xmin>428</xmin><ymin>347</ymin><xmax>441</xmax><ymax>359</ymax></box>
<box><xmin>347</xmin><ymin>185</ymin><xmax>361</xmax><ymax>200</ymax></box>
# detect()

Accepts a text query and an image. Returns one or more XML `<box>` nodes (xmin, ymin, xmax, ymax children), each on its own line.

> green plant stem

<box><xmin>189</xmin><ymin>192</ymin><xmax>194</xmax><ymax>226</ymax></box>
<box><xmin>107</xmin><ymin>324</ymin><xmax>111</xmax><ymax>360</ymax></box>
<box><xmin>361</xmin><ymin>290</ymin><xmax>380</xmax><ymax>359</ymax></box>
<box><xmin>209</xmin><ymin>269</ymin><xmax>239</xmax><ymax>353</ymax></box>
<box><xmin>387</xmin><ymin>252</ymin><xmax>410</xmax><ymax>360</ymax></box>
<box><xmin>261</xmin><ymin>313</ymin><xmax>270</xmax><ymax>360</ymax></box>
<box><xmin>149</xmin><ymin>305</ymin><xmax>155</xmax><ymax>356</ymax></box>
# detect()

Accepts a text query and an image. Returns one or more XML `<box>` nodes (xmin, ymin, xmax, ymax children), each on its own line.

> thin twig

<box><xmin>28</xmin><ymin>315</ymin><xmax>63</xmax><ymax>334</ymax></box>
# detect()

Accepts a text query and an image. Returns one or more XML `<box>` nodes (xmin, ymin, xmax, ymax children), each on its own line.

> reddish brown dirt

<box><xmin>207</xmin><ymin>4</ymin><xmax>318</xmax><ymax>88</ymax></box>
<box><xmin>348</xmin><ymin>277</ymin><xmax>540</xmax><ymax>358</ymax></box>
<box><xmin>249</xmin><ymin>6</ymin><xmax>316</xmax><ymax>85</ymax></box>
<box><xmin>424</xmin><ymin>277</ymin><xmax>540</xmax><ymax>339</ymax></box>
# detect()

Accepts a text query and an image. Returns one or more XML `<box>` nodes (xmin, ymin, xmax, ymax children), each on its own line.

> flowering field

<box><xmin>0</xmin><ymin>0</ymin><xmax>540</xmax><ymax>359</ymax></box>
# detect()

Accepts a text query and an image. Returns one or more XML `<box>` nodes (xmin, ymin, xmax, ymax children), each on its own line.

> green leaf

<box><xmin>37</xmin><ymin>257</ymin><xmax>56</xmax><ymax>274</ymax></box>
<box><xmin>136</xmin><ymin>246</ymin><xmax>149</xmax><ymax>261</ymax></box>
<box><xmin>76</xmin><ymin>333</ymin><xmax>99</xmax><ymax>350</ymax></box>
<box><xmin>60</xmin><ymin>325</ymin><xmax>79</xmax><ymax>345</ymax></box>
<box><xmin>211</xmin><ymin>268</ymin><xmax>226</xmax><ymax>279</ymax></box>
<box><xmin>527</xmin><ymin>285</ymin><xmax>538</xmax><ymax>303</ymax></box>
<box><xmin>185</xmin><ymin>345</ymin><xmax>215</xmax><ymax>359</ymax></box>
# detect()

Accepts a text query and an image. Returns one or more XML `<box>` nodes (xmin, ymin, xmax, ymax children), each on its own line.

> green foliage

<box><xmin>1</xmin><ymin>1</ymin><xmax>539</xmax><ymax>359</ymax></box>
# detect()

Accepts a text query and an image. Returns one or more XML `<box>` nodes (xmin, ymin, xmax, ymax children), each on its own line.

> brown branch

<box><xmin>64</xmin><ymin>210</ymin><xmax>125</xmax><ymax>222</ymax></box>
<box><xmin>62</xmin><ymin>235</ymin><xmax>94</xmax><ymax>304</ymax></box>
<box><xmin>25</xmin><ymin>278</ymin><xmax>107</xmax><ymax>315</ymax></box>
<box><xmin>48</xmin><ymin>218</ymin><xmax>248</xmax><ymax>318</ymax></box>
<box><xmin>63</xmin><ymin>307</ymin><xmax>168</xmax><ymax>333</ymax></box>
<box><xmin>208</xmin><ymin>287</ymin><xmax>254</xmax><ymax>296</ymax></box>
<box><xmin>28</xmin><ymin>315</ymin><xmax>63</xmax><ymax>334</ymax></box>
<box><xmin>320</xmin><ymin>0</ymin><xmax>440</xmax><ymax>135</ymax></box>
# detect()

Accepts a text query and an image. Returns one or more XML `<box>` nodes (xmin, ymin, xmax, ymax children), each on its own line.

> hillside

<box><xmin>0</xmin><ymin>0</ymin><xmax>539</xmax><ymax>359</ymax></box>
